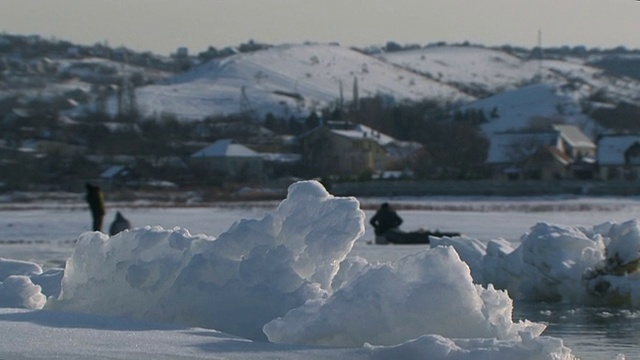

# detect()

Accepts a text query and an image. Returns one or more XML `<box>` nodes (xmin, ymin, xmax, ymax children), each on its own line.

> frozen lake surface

<box><xmin>2</xmin><ymin>194</ymin><xmax>640</xmax><ymax>359</ymax></box>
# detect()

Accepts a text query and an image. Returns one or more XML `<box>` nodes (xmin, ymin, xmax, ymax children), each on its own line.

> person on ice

<box><xmin>369</xmin><ymin>203</ymin><xmax>403</xmax><ymax>244</ymax></box>
<box><xmin>109</xmin><ymin>211</ymin><xmax>132</xmax><ymax>236</ymax></box>
<box><xmin>85</xmin><ymin>182</ymin><xmax>106</xmax><ymax>232</ymax></box>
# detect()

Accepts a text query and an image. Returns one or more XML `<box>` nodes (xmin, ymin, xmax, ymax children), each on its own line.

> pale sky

<box><xmin>1</xmin><ymin>0</ymin><xmax>639</xmax><ymax>55</ymax></box>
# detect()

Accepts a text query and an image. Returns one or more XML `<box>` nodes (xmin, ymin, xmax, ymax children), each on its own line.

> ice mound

<box><xmin>46</xmin><ymin>180</ymin><xmax>365</xmax><ymax>341</ymax></box>
<box><xmin>263</xmin><ymin>246</ymin><xmax>545</xmax><ymax>347</ymax></box>
<box><xmin>453</xmin><ymin>219</ymin><xmax>640</xmax><ymax>307</ymax></box>
<box><xmin>1</xmin><ymin>180</ymin><xmax>576</xmax><ymax>358</ymax></box>
<box><xmin>0</xmin><ymin>258</ymin><xmax>46</xmax><ymax>309</ymax></box>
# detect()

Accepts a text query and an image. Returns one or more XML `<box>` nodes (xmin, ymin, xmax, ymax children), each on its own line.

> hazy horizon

<box><xmin>1</xmin><ymin>0</ymin><xmax>639</xmax><ymax>55</ymax></box>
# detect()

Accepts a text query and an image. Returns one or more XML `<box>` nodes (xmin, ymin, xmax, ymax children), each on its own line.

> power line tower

<box><xmin>239</xmin><ymin>85</ymin><xmax>253</xmax><ymax>115</ymax></box>
<box><xmin>239</xmin><ymin>85</ymin><xmax>259</xmax><ymax>137</ymax></box>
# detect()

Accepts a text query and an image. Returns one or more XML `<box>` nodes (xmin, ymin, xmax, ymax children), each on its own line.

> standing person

<box><xmin>369</xmin><ymin>203</ymin><xmax>403</xmax><ymax>244</ymax></box>
<box><xmin>85</xmin><ymin>182</ymin><xmax>106</xmax><ymax>232</ymax></box>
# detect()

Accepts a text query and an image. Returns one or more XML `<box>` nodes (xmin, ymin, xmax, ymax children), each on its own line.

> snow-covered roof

<box><xmin>261</xmin><ymin>153</ymin><xmax>302</xmax><ymax>163</ymax></box>
<box><xmin>597</xmin><ymin>134</ymin><xmax>640</xmax><ymax>165</ymax></box>
<box><xmin>553</xmin><ymin>124</ymin><xmax>596</xmax><ymax>149</ymax></box>
<box><xmin>329</xmin><ymin>123</ymin><xmax>396</xmax><ymax>146</ymax></box>
<box><xmin>191</xmin><ymin>139</ymin><xmax>259</xmax><ymax>158</ymax></box>
<box><xmin>100</xmin><ymin>165</ymin><xmax>128</xmax><ymax>179</ymax></box>
<box><xmin>299</xmin><ymin>121</ymin><xmax>422</xmax><ymax>159</ymax></box>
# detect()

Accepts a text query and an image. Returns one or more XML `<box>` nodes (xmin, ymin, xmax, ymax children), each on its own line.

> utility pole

<box><xmin>240</xmin><ymin>86</ymin><xmax>252</xmax><ymax>115</ymax></box>
<box><xmin>537</xmin><ymin>29</ymin><xmax>543</xmax><ymax>80</ymax></box>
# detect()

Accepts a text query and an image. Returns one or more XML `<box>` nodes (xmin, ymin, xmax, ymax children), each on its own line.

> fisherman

<box><xmin>85</xmin><ymin>182</ymin><xmax>106</xmax><ymax>232</ymax></box>
<box><xmin>109</xmin><ymin>211</ymin><xmax>132</xmax><ymax>236</ymax></box>
<box><xmin>369</xmin><ymin>203</ymin><xmax>403</xmax><ymax>244</ymax></box>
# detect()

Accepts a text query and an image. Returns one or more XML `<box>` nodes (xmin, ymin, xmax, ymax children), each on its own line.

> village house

<box><xmin>486</xmin><ymin>124</ymin><xmax>597</xmax><ymax>180</ymax></box>
<box><xmin>190</xmin><ymin>139</ymin><xmax>265</xmax><ymax>180</ymax></box>
<box><xmin>99</xmin><ymin>164</ymin><xmax>134</xmax><ymax>186</ymax></box>
<box><xmin>597</xmin><ymin>134</ymin><xmax>640</xmax><ymax>180</ymax></box>
<box><xmin>553</xmin><ymin>124</ymin><xmax>597</xmax><ymax>159</ymax></box>
<box><xmin>298</xmin><ymin>121</ymin><xmax>422</xmax><ymax>178</ymax></box>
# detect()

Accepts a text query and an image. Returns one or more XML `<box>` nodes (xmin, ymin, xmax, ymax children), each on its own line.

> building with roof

<box><xmin>99</xmin><ymin>165</ymin><xmax>135</xmax><ymax>186</ymax></box>
<box><xmin>552</xmin><ymin>124</ymin><xmax>597</xmax><ymax>160</ymax></box>
<box><xmin>597</xmin><ymin>134</ymin><xmax>640</xmax><ymax>180</ymax></box>
<box><xmin>190</xmin><ymin>139</ymin><xmax>264</xmax><ymax>180</ymax></box>
<box><xmin>486</xmin><ymin>124</ymin><xmax>596</xmax><ymax>180</ymax></box>
<box><xmin>298</xmin><ymin>121</ymin><xmax>422</xmax><ymax>177</ymax></box>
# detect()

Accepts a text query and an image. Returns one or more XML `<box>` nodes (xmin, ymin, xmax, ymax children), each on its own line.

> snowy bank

<box><xmin>435</xmin><ymin>219</ymin><xmax>640</xmax><ymax>307</ymax></box>
<box><xmin>0</xmin><ymin>180</ymin><xmax>578</xmax><ymax>359</ymax></box>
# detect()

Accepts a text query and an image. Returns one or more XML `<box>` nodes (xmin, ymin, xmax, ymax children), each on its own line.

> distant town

<box><xmin>3</xmin><ymin>33</ymin><xmax>640</xmax><ymax>199</ymax></box>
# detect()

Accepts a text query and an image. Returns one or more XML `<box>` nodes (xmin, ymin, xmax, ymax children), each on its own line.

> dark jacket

<box><xmin>369</xmin><ymin>204</ymin><xmax>403</xmax><ymax>236</ymax></box>
<box><xmin>109</xmin><ymin>211</ymin><xmax>132</xmax><ymax>236</ymax></box>
<box><xmin>86</xmin><ymin>183</ymin><xmax>106</xmax><ymax>231</ymax></box>
<box><xmin>85</xmin><ymin>183</ymin><xmax>105</xmax><ymax>217</ymax></box>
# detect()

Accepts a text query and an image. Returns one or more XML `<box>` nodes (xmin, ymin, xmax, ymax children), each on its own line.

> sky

<box><xmin>0</xmin><ymin>0</ymin><xmax>639</xmax><ymax>56</ymax></box>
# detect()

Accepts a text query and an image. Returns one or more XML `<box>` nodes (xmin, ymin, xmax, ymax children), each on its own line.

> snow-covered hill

<box><xmin>132</xmin><ymin>44</ymin><xmax>473</xmax><ymax>121</ymax></box>
<box><xmin>113</xmin><ymin>43</ymin><xmax>640</xmax><ymax>136</ymax></box>
<box><xmin>381</xmin><ymin>45</ymin><xmax>640</xmax><ymax>135</ymax></box>
<box><xmin>0</xmin><ymin>55</ymin><xmax>172</xmax><ymax>113</ymax></box>
<box><xmin>459</xmin><ymin>83</ymin><xmax>599</xmax><ymax>136</ymax></box>
<box><xmin>4</xmin><ymin>33</ymin><xmax>640</xmax><ymax>135</ymax></box>
<box><xmin>379</xmin><ymin>45</ymin><xmax>541</xmax><ymax>97</ymax></box>
<box><xmin>381</xmin><ymin>45</ymin><xmax>640</xmax><ymax>103</ymax></box>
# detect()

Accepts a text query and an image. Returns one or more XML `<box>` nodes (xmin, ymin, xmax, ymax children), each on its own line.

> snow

<box><xmin>191</xmin><ymin>138</ymin><xmax>260</xmax><ymax>157</ymax></box>
<box><xmin>382</xmin><ymin>46</ymin><xmax>640</xmax><ymax>139</ymax></box>
<box><xmin>460</xmin><ymin>83</ymin><xmax>593</xmax><ymax>135</ymax></box>
<box><xmin>431</xmin><ymin>218</ymin><xmax>640</xmax><ymax>308</ymax></box>
<box><xmin>486</xmin><ymin>130</ymin><xmax>559</xmax><ymax>164</ymax></box>
<box><xmin>130</xmin><ymin>44</ymin><xmax>473</xmax><ymax>121</ymax></box>
<box><xmin>383</xmin><ymin>45</ymin><xmax>640</xmax><ymax>108</ymax></box>
<box><xmin>597</xmin><ymin>134</ymin><xmax>640</xmax><ymax>165</ymax></box>
<box><xmin>0</xmin><ymin>180</ymin><xmax>589</xmax><ymax>359</ymax></box>
<box><xmin>380</xmin><ymin>45</ymin><xmax>541</xmax><ymax>95</ymax></box>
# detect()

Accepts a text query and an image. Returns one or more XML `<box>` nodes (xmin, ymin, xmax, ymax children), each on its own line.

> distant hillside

<box><xmin>121</xmin><ymin>44</ymin><xmax>640</xmax><ymax>136</ymax></box>
<box><xmin>380</xmin><ymin>45</ymin><xmax>640</xmax><ymax>135</ymax></box>
<box><xmin>128</xmin><ymin>44</ymin><xmax>473</xmax><ymax>121</ymax></box>
<box><xmin>3</xmin><ymin>32</ymin><xmax>640</xmax><ymax>138</ymax></box>
<box><xmin>459</xmin><ymin>83</ymin><xmax>599</xmax><ymax>136</ymax></box>
<box><xmin>379</xmin><ymin>45</ymin><xmax>540</xmax><ymax>98</ymax></box>
<box><xmin>588</xmin><ymin>53</ymin><xmax>640</xmax><ymax>81</ymax></box>
<box><xmin>0</xmin><ymin>33</ymin><xmax>176</xmax><ymax>117</ymax></box>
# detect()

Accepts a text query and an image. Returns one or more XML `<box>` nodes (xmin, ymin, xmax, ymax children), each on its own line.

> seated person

<box><xmin>369</xmin><ymin>203</ymin><xmax>403</xmax><ymax>243</ymax></box>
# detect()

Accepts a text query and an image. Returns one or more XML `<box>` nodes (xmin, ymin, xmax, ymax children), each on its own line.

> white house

<box><xmin>597</xmin><ymin>134</ymin><xmax>640</xmax><ymax>180</ymax></box>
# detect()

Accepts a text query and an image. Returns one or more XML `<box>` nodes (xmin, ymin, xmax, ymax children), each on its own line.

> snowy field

<box><xmin>2</xmin><ymin>182</ymin><xmax>640</xmax><ymax>359</ymax></box>
<box><xmin>3</xmin><ymin>192</ymin><xmax>638</xmax><ymax>268</ymax></box>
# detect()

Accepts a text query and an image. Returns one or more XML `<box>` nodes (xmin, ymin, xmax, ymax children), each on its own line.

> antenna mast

<box><xmin>537</xmin><ymin>29</ymin><xmax>543</xmax><ymax>79</ymax></box>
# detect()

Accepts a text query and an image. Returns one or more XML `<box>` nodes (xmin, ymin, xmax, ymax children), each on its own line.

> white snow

<box><xmin>598</xmin><ymin>134</ymin><xmax>640</xmax><ymax>165</ymax></box>
<box><xmin>382</xmin><ymin>45</ymin><xmax>640</xmax><ymax>108</ymax></box>
<box><xmin>130</xmin><ymin>44</ymin><xmax>473</xmax><ymax>121</ymax></box>
<box><xmin>380</xmin><ymin>45</ymin><xmax>541</xmax><ymax>95</ymax></box>
<box><xmin>430</xmin><ymin>218</ymin><xmax>640</xmax><ymax>308</ymax></box>
<box><xmin>460</xmin><ymin>83</ymin><xmax>595</xmax><ymax>136</ymax></box>
<box><xmin>0</xmin><ymin>180</ymin><xmax>593</xmax><ymax>359</ymax></box>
